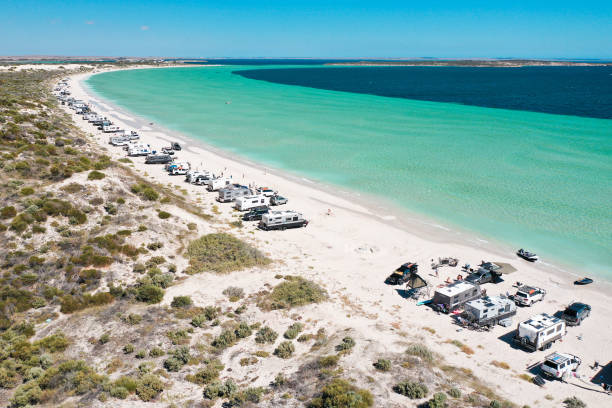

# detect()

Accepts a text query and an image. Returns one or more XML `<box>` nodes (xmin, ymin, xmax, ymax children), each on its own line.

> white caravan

<box><xmin>207</xmin><ymin>177</ymin><xmax>232</xmax><ymax>191</ymax></box>
<box><xmin>128</xmin><ymin>145</ymin><xmax>152</xmax><ymax>156</ymax></box>
<box><xmin>109</xmin><ymin>136</ymin><xmax>130</xmax><ymax>146</ymax></box>
<box><xmin>513</xmin><ymin>313</ymin><xmax>566</xmax><ymax>351</ymax></box>
<box><xmin>103</xmin><ymin>125</ymin><xmax>122</xmax><ymax>133</ymax></box>
<box><xmin>234</xmin><ymin>194</ymin><xmax>270</xmax><ymax>211</ymax></box>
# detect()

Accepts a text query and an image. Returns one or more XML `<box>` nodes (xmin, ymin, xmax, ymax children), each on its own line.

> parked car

<box><xmin>540</xmin><ymin>352</ymin><xmax>581</xmax><ymax>381</ymax></box>
<box><xmin>171</xmin><ymin>142</ymin><xmax>181</xmax><ymax>150</ymax></box>
<box><xmin>242</xmin><ymin>206</ymin><xmax>269</xmax><ymax>221</ymax></box>
<box><xmin>514</xmin><ymin>285</ymin><xmax>546</xmax><ymax>306</ymax></box>
<box><xmin>561</xmin><ymin>302</ymin><xmax>591</xmax><ymax>326</ymax></box>
<box><xmin>384</xmin><ymin>263</ymin><xmax>418</xmax><ymax>285</ymax></box>
<box><xmin>465</xmin><ymin>269</ymin><xmax>497</xmax><ymax>285</ymax></box>
<box><xmin>270</xmin><ymin>195</ymin><xmax>288</xmax><ymax>206</ymax></box>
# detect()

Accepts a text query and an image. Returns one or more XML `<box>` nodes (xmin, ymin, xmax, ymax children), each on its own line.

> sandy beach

<box><xmin>60</xmin><ymin>66</ymin><xmax>611</xmax><ymax>407</ymax></box>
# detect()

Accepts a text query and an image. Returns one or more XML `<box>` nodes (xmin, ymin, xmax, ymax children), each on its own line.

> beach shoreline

<box><xmin>81</xmin><ymin>65</ymin><xmax>610</xmax><ymax>291</ymax></box>
<box><xmin>61</xmin><ymin>65</ymin><xmax>612</xmax><ymax>407</ymax></box>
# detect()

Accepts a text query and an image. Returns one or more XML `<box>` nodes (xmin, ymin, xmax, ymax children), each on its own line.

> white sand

<box><xmin>61</xmin><ymin>66</ymin><xmax>612</xmax><ymax>407</ymax></box>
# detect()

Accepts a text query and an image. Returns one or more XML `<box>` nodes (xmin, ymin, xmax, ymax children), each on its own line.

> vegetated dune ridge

<box><xmin>0</xmin><ymin>64</ymin><xmax>607</xmax><ymax>408</ymax></box>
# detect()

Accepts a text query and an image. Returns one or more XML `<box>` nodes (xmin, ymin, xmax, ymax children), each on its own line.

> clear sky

<box><xmin>2</xmin><ymin>0</ymin><xmax>611</xmax><ymax>59</ymax></box>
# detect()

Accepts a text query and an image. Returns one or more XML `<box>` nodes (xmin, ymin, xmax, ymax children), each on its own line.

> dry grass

<box><xmin>490</xmin><ymin>360</ymin><xmax>510</xmax><ymax>370</ymax></box>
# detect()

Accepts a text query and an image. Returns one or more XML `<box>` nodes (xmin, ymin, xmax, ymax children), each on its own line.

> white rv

<box><xmin>259</xmin><ymin>210</ymin><xmax>308</xmax><ymax>230</ymax></box>
<box><xmin>109</xmin><ymin>136</ymin><xmax>130</xmax><ymax>146</ymax></box>
<box><xmin>103</xmin><ymin>125</ymin><xmax>122</xmax><ymax>133</ymax></box>
<box><xmin>128</xmin><ymin>146</ymin><xmax>152</xmax><ymax>156</ymax></box>
<box><xmin>207</xmin><ymin>177</ymin><xmax>232</xmax><ymax>191</ymax></box>
<box><xmin>432</xmin><ymin>281</ymin><xmax>482</xmax><ymax>313</ymax></box>
<box><xmin>513</xmin><ymin>313</ymin><xmax>566</xmax><ymax>352</ymax></box>
<box><xmin>462</xmin><ymin>295</ymin><xmax>517</xmax><ymax>328</ymax></box>
<box><xmin>234</xmin><ymin>194</ymin><xmax>270</xmax><ymax>211</ymax></box>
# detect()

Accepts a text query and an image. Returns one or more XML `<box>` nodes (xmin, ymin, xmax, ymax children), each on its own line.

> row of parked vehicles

<box><xmin>419</xmin><ymin>260</ymin><xmax>593</xmax><ymax>382</ymax></box>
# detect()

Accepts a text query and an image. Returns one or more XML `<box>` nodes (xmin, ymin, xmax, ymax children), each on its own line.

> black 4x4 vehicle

<box><xmin>465</xmin><ymin>269</ymin><xmax>496</xmax><ymax>285</ymax></box>
<box><xmin>561</xmin><ymin>302</ymin><xmax>591</xmax><ymax>326</ymax></box>
<box><xmin>242</xmin><ymin>206</ymin><xmax>269</xmax><ymax>221</ymax></box>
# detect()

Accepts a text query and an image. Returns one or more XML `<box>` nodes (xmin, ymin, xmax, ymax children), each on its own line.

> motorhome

<box><xmin>234</xmin><ymin>194</ymin><xmax>270</xmax><ymax>211</ymax></box>
<box><xmin>462</xmin><ymin>295</ymin><xmax>517</xmax><ymax>328</ymax></box>
<box><xmin>513</xmin><ymin>313</ymin><xmax>566</xmax><ymax>351</ymax></box>
<box><xmin>259</xmin><ymin>210</ymin><xmax>308</xmax><ymax>230</ymax></box>
<box><xmin>432</xmin><ymin>281</ymin><xmax>482</xmax><ymax>314</ymax></box>
<box><xmin>103</xmin><ymin>125</ymin><xmax>122</xmax><ymax>133</ymax></box>
<box><xmin>207</xmin><ymin>177</ymin><xmax>232</xmax><ymax>191</ymax></box>
<box><xmin>185</xmin><ymin>170</ymin><xmax>211</xmax><ymax>184</ymax></box>
<box><xmin>217</xmin><ymin>185</ymin><xmax>251</xmax><ymax>203</ymax></box>
<box><xmin>128</xmin><ymin>146</ymin><xmax>152</xmax><ymax>156</ymax></box>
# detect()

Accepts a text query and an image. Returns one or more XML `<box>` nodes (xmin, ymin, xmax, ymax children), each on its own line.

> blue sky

<box><xmin>2</xmin><ymin>0</ymin><xmax>611</xmax><ymax>58</ymax></box>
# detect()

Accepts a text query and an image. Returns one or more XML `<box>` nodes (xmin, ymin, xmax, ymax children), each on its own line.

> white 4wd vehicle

<box><xmin>540</xmin><ymin>352</ymin><xmax>581</xmax><ymax>381</ymax></box>
<box><xmin>514</xmin><ymin>285</ymin><xmax>546</xmax><ymax>306</ymax></box>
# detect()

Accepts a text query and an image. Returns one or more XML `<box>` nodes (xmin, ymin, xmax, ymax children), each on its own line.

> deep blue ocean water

<box><xmin>236</xmin><ymin>66</ymin><xmax>612</xmax><ymax>119</ymax></box>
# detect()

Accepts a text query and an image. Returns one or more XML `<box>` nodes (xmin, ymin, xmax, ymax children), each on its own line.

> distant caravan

<box><xmin>258</xmin><ymin>210</ymin><xmax>308</xmax><ymax>231</ymax></box>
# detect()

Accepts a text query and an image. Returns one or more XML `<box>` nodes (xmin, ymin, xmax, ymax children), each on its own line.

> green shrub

<box><xmin>187</xmin><ymin>360</ymin><xmax>224</xmax><ymax>385</ymax></box>
<box><xmin>185</xmin><ymin>233</ymin><xmax>270</xmax><ymax>274</ymax></box>
<box><xmin>163</xmin><ymin>346</ymin><xmax>190</xmax><ymax>372</ymax></box>
<box><xmin>309</xmin><ymin>378</ymin><xmax>373</xmax><ymax>408</ymax></box>
<box><xmin>19</xmin><ymin>187</ymin><xmax>34</xmax><ymax>196</ymax></box>
<box><xmin>319</xmin><ymin>355</ymin><xmax>340</xmax><ymax>368</ymax></box>
<box><xmin>229</xmin><ymin>387</ymin><xmax>266</xmax><ymax>405</ymax></box>
<box><xmin>428</xmin><ymin>392</ymin><xmax>448</xmax><ymax>408</ymax></box>
<box><xmin>123</xmin><ymin>344</ymin><xmax>134</xmax><ymax>354</ymax></box>
<box><xmin>203</xmin><ymin>379</ymin><xmax>237</xmax><ymax>400</ymax></box>
<box><xmin>10</xmin><ymin>381</ymin><xmax>42</xmax><ymax>407</ymax></box>
<box><xmin>393</xmin><ymin>380</ymin><xmax>428</xmax><ymax>399</ymax></box>
<box><xmin>260</xmin><ymin>276</ymin><xmax>327</xmax><ymax>310</ymax></box>
<box><xmin>405</xmin><ymin>343</ymin><xmax>433</xmax><ymax>363</ymax></box>
<box><xmin>136</xmin><ymin>374</ymin><xmax>164</xmax><ymax>402</ymax></box>
<box><xmin>255</xmin><ymin>326</ymin><xmax>278</xmax><ymax>344</ymax></box>
<box><xmin>563</xmin><ymin>398</ymin><xmax>586</xmax><ymax>408</ymax></box>
<box><xmin>125</xmin><ymin>313</ymin><xmax>142</xmax><ymax>325</ymax></box>
<box><xmin>131</xmin><ymin>183</ymin><xmax>159</xmax><ymax>201</ymax></box>
<box><xmin>212</xmin><ymin>329</ymin><xmax>237</xmax><ymax>349</ymax></box>
<box><xmin>110</xmin><ymin>386</ymin><xmax>129</xmax><ymax>399</ymax></box>
<box><xmin>87</xmin><ymin>170</ymin><xmax>105</xmax><ymax>180</ymax></box>
<box><xmin>60</xmin><ymin>291</ymin><xmax>114</xmax><ymax>313</ymax></box>
<box><xmin>448</xmin><ymin>387</ymin><xmax>461</xmax><ymax>398</ymax></box>
<box><xmin>170</xmin><ymin>295</ymin><xmax>192</xmax><ymax>308</ymax></box>
<box><xmin>274</xmin><ymin>341</ymin><xmax>295</xmax><ymax>358</ymax></box>
<box><xmin>149</xmin><ymin>347</ymin><xmax>164</xmax><ymax>357</ymax></box>
<box><xmin>99</xmin><ymin>333</ymin><xmax>110</xmax><ymax>344</ymax></box>
<box><xmin>158</xmin><ymin>210</ymin><xmax>171</xmax><ymax>219</ymax></box>
<box><xmin>136</xmin><ymin>284</ymin><xmax>164</xmax><ymax>304</ymax></box>
<box><xmin>373</xmin><ymin>358</ymin><xmax>391</xmax><ymax>371</ymax></box>
<box><xmin>336</xmin><ymin>336</ymin><xmax>356</xmax><ymax>352</ymax></box>
<box><xmin>283</xmin><ymin>322</ymin><xmax>304</xmax><ymax>339</ymax></box>
<box><xmin>0</xmin><ymin>206</ymin><xmax>17</xmax><ymax>219</ymax></box>
<box><xmin>235</xmin><ymin>322</ymin><xmax>252</xmax><ymax>338</ymax></box>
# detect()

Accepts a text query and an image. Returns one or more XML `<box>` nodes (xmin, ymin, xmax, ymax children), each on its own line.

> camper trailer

<box><xmin>128</xmin><ymin>146</ymin><xmax>152</xmax><ymax>156</ymax></box>
<box><xmin>513</xmin><ymin>313</ymin><xmax>566</xmax><ymax>352</ymax></box>
<box><xmin>103</xmin><ymin>125</ymin><xmax>122</xmax><ymax>133</ymax></box>
<box><xmin>462</xmin><ymin>295</ymin><xmax>517</xmax><ymax>328</ymax></box>
<box><xmin>145</xmin><ymin>154</ymin><xmax>173</xmax><ymax>164</ymax></box>
<box><xmin>217</xmin><ymin>185</ymin><xmax>251</xmax><ymax>203</ymax></box>
<box><xmin>207</xmin><ymin>177</ymin><xmax>232</xmax><ymax>191</ymax></box>
<box><xmin>259</xmin><ymin>210</ymin><xmax>308</xmax><ymax>230</ymax></box>
<box><xmin>109</xmin><ymin>136</ymin><xmax>130</xmax><ymax>146</ymax></box>
<box><xmin>432</xmin><ymin>281</ymin><xmax>482</xmax><ymax>314</ymax></box>
<box><xmin>234</xmin><ymin>194</ymin><xmax>270</xmax><ymax>211</ymax></box>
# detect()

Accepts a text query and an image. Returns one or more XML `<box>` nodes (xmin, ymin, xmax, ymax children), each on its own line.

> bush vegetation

<box><xmin>274</xmin><ymin>341</ymin><xmax>295</xmax><ymax>358</ymax></box>
<box><xmin>393</xmin><ymin>380</ymin><xmax>428</xmax><ymax>399</ymax></box>
<box><xmin>309</xmin><ymin>378</ymin><xmax>373</xmax><ymax>408</ymax></box>
<box><xmin>185</xmin><ymin>233</ymin><xmax>270</xmax><ymax>274</ymax></box>
<box><xmin>259</xmin><ymin>275</ymin><xmax>327</xmax><ymax>310</ymax></box>
<box><xmin>255</xmin><ymin>326</ymin><xmax>278</xmax><ymax>344</ymax></box>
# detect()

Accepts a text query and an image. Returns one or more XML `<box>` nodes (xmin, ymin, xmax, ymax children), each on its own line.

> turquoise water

<box><xmin>87</xmin><ymin>66</ymin><xmax>612</xmax><ymax>277</ymax></box>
